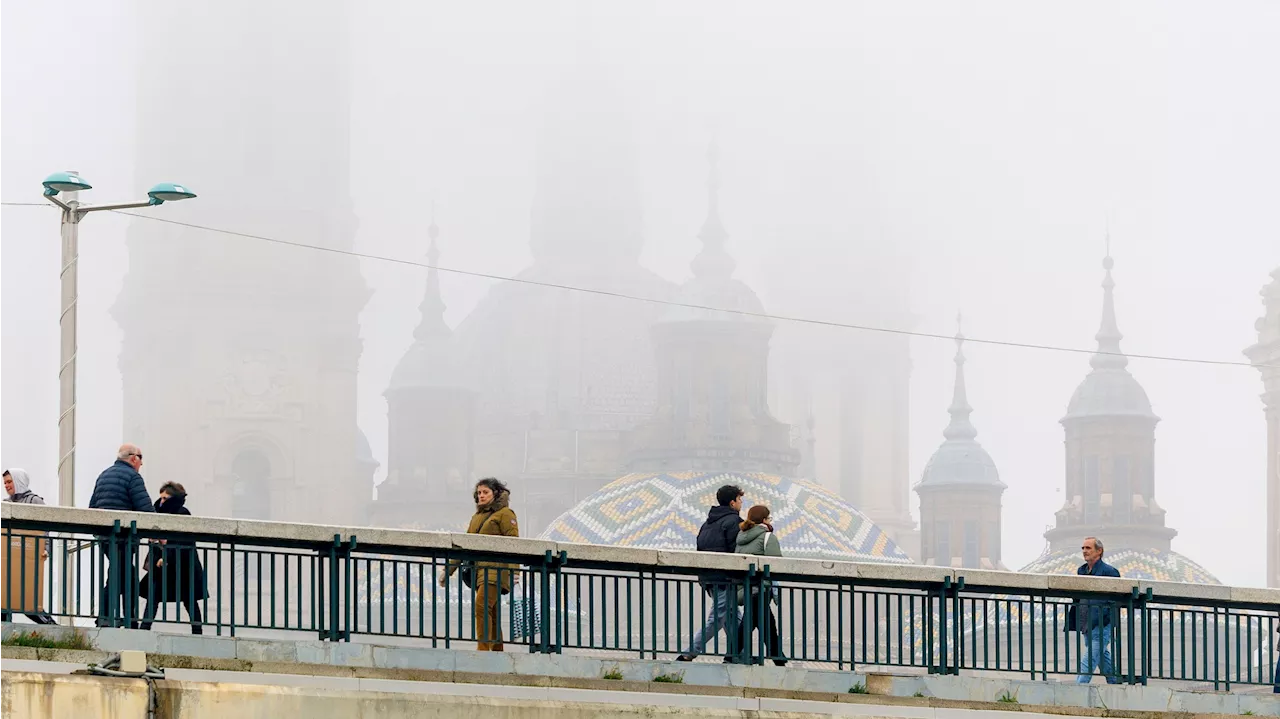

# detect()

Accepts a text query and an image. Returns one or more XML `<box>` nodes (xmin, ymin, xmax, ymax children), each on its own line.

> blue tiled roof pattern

<box><xmin>539</xmin><ymin>470</ymin><xmax>912</xmax><ymax>563</ymax></box>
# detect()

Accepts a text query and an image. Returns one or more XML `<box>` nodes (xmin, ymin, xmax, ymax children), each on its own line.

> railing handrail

<box><xmin>4</xmin><ymin>502</ymin><xmax>1277</xmax><ymax>609</ymax></box>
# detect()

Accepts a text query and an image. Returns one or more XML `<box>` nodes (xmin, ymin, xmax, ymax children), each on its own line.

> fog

<box><xmin>3</xmin><ymin>1</ymin><xmax>1276</xmax><ymax>586</ymax></box>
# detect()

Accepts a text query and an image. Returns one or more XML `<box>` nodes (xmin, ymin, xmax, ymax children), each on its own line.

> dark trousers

<box><xmin>97</xmin><ymin>543</ymin><xmax>140</xmax><ymax>628</ymax></box>
<box><xmin>738</xmin><ymin>591</ymin><xmax>784</xmax><ymax>662</ymax></box>
<box><xmin>140</xmin><ymin>597</ymin><xmax>203</xmax><ymax>634</ymax></box>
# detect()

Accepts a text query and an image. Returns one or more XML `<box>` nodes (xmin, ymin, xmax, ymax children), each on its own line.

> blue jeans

<box><xmin>1077</xmin><ymin>624</ymin><xmax>1118</xmax><ymax>684</ymax></box>
<box><xmin>682</xmin><ymin>584</ymin><xmax>741</xmax><ymax>658</ymax></box>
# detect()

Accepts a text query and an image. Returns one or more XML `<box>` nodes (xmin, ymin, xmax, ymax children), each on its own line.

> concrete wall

<box><xmin>9</xmin><ymin>670</ymin><xmax>1273</xmax><ymax>719</ymax></box>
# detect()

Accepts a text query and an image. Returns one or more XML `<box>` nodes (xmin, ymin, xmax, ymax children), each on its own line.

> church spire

<box><xmin>942</xmin><ymin>313</ymin><xmax>978</xmax><ymax>441</ymax></box>
<box><xmin>413</xmin><ymin>215</ymin><xmax>450</xmax><ymax>342</ymax></box>
<box><xmin>690</xmin><ymin>140</ymin><xmax>736</xmax><ymax>280</ymax></box>
<box><xmin>1090</xmin><ymin>238</ymin><xmax>1128</xmax><ymax>370</ymax></box>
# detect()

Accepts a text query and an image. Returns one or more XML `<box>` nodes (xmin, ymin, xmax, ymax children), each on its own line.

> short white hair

<box><xmin>1084</xmin><ymin>536</ymin><xmax>1104</xmax><ymax>554</ymax></box>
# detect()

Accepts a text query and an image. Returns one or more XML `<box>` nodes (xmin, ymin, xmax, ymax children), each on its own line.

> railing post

<box><xmin>934</xmin><ymin>576</ymin><xmax>950</xmax><ymax>675</ymax></box>
<box><xmin>320</xmin><ymin>534</ymin><xmax>340</xmax><ymax>641</ymax></box>
<box><xmin>759</xmin><ymin>565</ymin><xmax>773</xmax><ymax>666</ymax></box>
<box><xmin>951</xmin><ymin>576</ymin><xmax>964</xmax><ymax>675</ymax></box>
<box><xmin>539</xmin><ymin>549</ymin><xmax>553</xmax><ymax>654</ymax></box>
<box><xmin>344</xmin><ymin>536</ymin><xmax>357</xmax><ymax>642</ymax></box>
<box><xmin>1126</xmin><ymin>587</ymin><xmax>1138</xmax><ymax>685</ymax></box>
<box><xmin>107</xmin><ymin>520</ymin><xmax>121</xmax><ymax>628</ymax></box>
<box><xmin>740</xmin><ymin>564</ymin><xmax>756</xmax><ymax>665</ymax></box>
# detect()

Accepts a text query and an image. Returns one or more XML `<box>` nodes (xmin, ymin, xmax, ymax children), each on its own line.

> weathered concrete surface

<box><xmin>3</xmin><ymin>669</ymin><xmax>1269</xmax><ymax>719</ymax></box>
<box><xmin>5</xmin><ymin>623</ymin><xmax>1278</xmax><ymax>715</ymax></box>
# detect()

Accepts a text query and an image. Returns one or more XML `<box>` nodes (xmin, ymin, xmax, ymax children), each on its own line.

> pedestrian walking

<box><xmin>88</xmin><ymin>444</ymin><xmax>154</xmax><ymax>627</ymax></box>
<box><xmin>677</xmin><ymin>484</ymin><xmax>744</xmax><ymax>663</ymax></box>
<box><xmin>0</xmin><ymin>468</ymin><xmax>57</xmax><ymax>624</ymax></box>
<box><xmin>1070</xmin><ymin>536</ymin><xmax>1121</xmax><ymax>684</ymax></box>
<box><xmin>734</xmin><ymin>504</ymin><xmax>786</xmax><ymax>666</ymax></box>
<box><xmin>439</xmin><ymin>478</ymin><xmax>519</xmax><ymax>651</ymax></box>
<box><xmin>138</xmin><ymin>483</ymin><xmax>206</xmax><ymax>634</ymax></box>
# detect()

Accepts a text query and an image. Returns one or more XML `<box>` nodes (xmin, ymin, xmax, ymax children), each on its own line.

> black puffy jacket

<box><xmin>696</xmin><ymin>505</ymin><xmax>742</xmax><ymax>554</ymax></box>
<box><xmin>88</xmin><ymin>460</ymin><xmax>154</xmax><ymax>513</ymax></box>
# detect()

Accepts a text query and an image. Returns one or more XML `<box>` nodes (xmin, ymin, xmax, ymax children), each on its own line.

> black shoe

<box><xmin>675</xmin><ymin>654</ymin><xmax>695</xmax><ymax>662</ymax></box>
<box><xmin>773</xmin><ymin>659</ymin><xmax>788</xmax><ymax>667</ymax></box>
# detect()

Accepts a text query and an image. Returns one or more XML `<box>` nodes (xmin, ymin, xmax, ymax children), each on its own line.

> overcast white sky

<box><xmin>3</xmin><ymin>1</ymin><xmax>1276</xmax><ymax>585</ymax></box>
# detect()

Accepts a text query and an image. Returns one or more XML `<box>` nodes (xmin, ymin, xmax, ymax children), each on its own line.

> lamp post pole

<box><xmin>57</xmin><ymin>185</ymin><xmax>82</xmax><ymax>508</ymax></box>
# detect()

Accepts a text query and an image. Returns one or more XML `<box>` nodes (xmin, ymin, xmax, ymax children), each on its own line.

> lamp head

<box><xmin>42</xmin><ymin>171</ymin><xmax>92</xmax><ymax>196</ymax></box>
<box><xmin>146</xmin><ymin>182</ymin><xmax>197</xmax><ymax>205</ymax></box>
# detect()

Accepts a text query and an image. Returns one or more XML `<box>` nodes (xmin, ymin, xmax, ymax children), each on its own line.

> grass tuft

<box><xmin>996</xmin><ymin>690</ymin><xmax>1018</xmax><ymax>703</ymax></box>
<box><xmin>848</xmin><ymin>682</ymin><xmax>868</xmax><ymax>694</ymax></box>
<box><xmin>602</xmin><ymin>667</ymin><xmax>624</xmax><ymax>681</ymax></box>
<box><xmin>653</xmin><ymin>672</ymin><xmax>684</xmax><ymax>684</ymax></box>
<box><xmin>2</xmin><ymin>630</ymin><xmax>95</xmax><ymax>651</ymax></box>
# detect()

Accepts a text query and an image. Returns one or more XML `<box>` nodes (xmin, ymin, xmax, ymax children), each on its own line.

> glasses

<box><xmin>130</xmin><ymin>453</ymin><xmax>143</xmax><ymax>460</ymax></box>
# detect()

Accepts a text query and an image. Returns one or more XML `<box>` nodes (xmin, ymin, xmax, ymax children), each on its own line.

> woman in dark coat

<box><xmin>138</xmin><ymin>482</ymin><xmax>207</xmax><ymax>634</ymax></box>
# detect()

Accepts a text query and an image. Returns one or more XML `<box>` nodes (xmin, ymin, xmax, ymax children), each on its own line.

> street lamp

<box><xmin>41</xmin><ymin>171</ymin><xmax>197</xmax><ymax>508</ymax></box>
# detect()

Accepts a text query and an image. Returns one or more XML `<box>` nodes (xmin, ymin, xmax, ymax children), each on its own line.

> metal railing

<box><xmin>3</xmin><ymin>503</ymin><xmax>1277</xmax><ymax>688</ymax></box>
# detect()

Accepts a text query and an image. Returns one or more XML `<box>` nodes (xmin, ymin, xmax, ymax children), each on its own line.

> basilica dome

<box><xmin>540</xmin><ymin>470</ymin><xmax>912</xmax><ymax>563</ymax></box>
<box><xmin>1019</xmin><ymin>547</ymin><xmax>1220</xmax><ymax>584</ymax></box>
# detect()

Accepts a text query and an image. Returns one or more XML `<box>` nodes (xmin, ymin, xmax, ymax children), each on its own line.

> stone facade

<box><xmin>114</xmin><ymin>0</ymin><xmax>372</xmax><ymax>525</ymax></box>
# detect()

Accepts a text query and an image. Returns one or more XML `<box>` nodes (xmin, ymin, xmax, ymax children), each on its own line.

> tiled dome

<box><xmin>1063</xmin><ymin>368</ymin><xmax>1157</xmax><ymax>421</ymax></box>
<box><xmin>1018</xmin><ymin>547</ymin><xmax>1220</xmax><ymax>584</ymax></box>
<box><xmin>540</xmin><ymin>470</ymin><xmax>912</xmax><ymax>563</ymax></box>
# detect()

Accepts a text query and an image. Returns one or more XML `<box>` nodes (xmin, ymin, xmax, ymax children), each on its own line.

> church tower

<box><xmin>1043</xmin><ymin>251</ymin><xmax>1173</xmax><ymax>553</ymax></box>
<box><xmin>625</xmin><ymin>143</ymin><xmax>799</xmax><ymax>473</ymax></box>
<box><xmin>113</xmin><ymin>0</ymin><xmax>371</xmax><ymax>524</ymax></box>
<box><xmin>374</xmin><ymin>220</ymin><xmax>477</xmax><ymax>530</ymax></box>
<box><xmin>1245</xmin><ymin>267</ymin><xmax>1280</xmax><ymax>587</ymax></box>
<box><xmin>916</xmin><ymin>319</ymin><xmax>1005</xmax><ymax>569</ymax></box>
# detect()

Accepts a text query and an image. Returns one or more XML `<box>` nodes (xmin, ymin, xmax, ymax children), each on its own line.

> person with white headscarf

<box><xmin>3</xmin><ymin>468</ymin><xmax>56</xmax><ymax>624</ymax></box>
<box><xmin>4</xmin><ymin>468</ymin><xmax>45</xmax><ymax>505</ymax></box>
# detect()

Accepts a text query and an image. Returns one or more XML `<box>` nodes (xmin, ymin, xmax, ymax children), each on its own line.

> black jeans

<box><xmin>97</xmin><ymin>542</ymin><xmax>140</xmax><ymax>628</ymax></box>
<box><xmin>738</xmin><ymin>590</ymin><xmax>784</xmax><ymax>663</ymax></box>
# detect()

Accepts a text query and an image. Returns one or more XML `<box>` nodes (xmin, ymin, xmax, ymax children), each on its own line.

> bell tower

<box><xmin>113</xmin><ymin>0</ymin><xmax>370</xmax><ymax>524</ymax></box>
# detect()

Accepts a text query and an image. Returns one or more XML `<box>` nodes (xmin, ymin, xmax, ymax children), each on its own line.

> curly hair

<box><xmin>473</xmin><ymin>477</ymin><xmax>509</xmax><ymax>503</ymax></box>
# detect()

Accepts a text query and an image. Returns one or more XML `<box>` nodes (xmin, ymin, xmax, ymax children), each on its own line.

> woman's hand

<box><xmin>438</xmin><ymin>568</ymin><xmax>449</xmax><ymax>587</ymax></box>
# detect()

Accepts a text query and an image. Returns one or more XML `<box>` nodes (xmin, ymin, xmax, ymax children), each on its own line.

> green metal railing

<box><xmin>2</xmin><ymin>508</ymin><xmax>1277</xmax><ymax>688</ymax></box>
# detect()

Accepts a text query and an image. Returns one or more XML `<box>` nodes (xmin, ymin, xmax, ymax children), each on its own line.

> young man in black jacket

<box><xmin>677</xmin><ymin>484</ymin><xmax>744</xmax><ymax>663</ymax></box>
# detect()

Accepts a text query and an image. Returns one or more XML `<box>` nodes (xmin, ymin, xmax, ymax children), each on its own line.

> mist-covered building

<box><xmin>539</xmin><ymin>145</ymin><xmax>911</xmax><ymax>563</ymax></box>
<box><xmin>1245</xmin><ymin>267</ymin><xmax>1280</xmax><ymax>588</ymax></box>
<box><xmin>916</xmin><ymin>323</ymin><xmax>1005</xmax><ymax>569</ymax></box>
<box><xmin>1022</xmin><ymin>252</ymin><xmax>1218</xmax><ymax>583</ymax></box>
<box><xmin>114</xmin><ymin>0</ymin><xmax>375</xmax><ymax>525</ymax></box>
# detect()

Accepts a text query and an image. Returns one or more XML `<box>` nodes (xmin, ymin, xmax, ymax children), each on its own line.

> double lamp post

<box><xmin>40</xmin><ymin>171</ymin><xmax>197</xmax><ymax>508</ymax></box>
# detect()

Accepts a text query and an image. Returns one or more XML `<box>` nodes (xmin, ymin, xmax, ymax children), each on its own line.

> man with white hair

<box><xmin>88</xmin><ymin>444</ymin><xmax>155</xmax><ymax>627</ymax></box>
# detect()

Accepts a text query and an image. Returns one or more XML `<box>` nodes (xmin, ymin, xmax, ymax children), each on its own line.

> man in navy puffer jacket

<box><xmin>89</xmin><ymin>444</ymin><xmax>153</xmax><ymax>627</ymax></box>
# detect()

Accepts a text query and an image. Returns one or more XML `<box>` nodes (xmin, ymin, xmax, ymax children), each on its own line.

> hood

<box><xmin>736</xmin><ymin>524</ymin><xmax>768</xmax><ymax>546</ymax></box>
<box><xmin>706</xmin><ymin>505</ymin><xmax>740</xmax><ymax>523</ymax></box>
<box><xmin>4</xmin><ymin>468</ymin><xmax>31</xmax><ymax>496</ymax></box>
<box><xmin>477</xmin><ymin>489</ymin><xmax>510</xmax><ymax>514</ymax></box>
<box><xmin>157</xmin><ymin>491</ymin><xmax>188</xmax><ymax>514</ymax></box>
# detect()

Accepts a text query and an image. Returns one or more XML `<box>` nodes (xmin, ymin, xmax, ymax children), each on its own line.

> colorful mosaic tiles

<box><xmin>1019</xmin><ymin>547</ymin><xmax>1220</xmax><ymax>584</ymax></box>
<box><xmin>539</xmin><ymin>470</ymin><xmax>912</xmax><ymax>563</ymax></box>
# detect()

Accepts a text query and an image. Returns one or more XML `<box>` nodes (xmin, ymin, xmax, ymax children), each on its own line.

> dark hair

<box><xmin>158</xmin><ymin>481</ymin><xmax>186</xmax><ymax>496</ymax></box>
<box><xmin>474</xmin><ymin>477</ymin><xmax>509</xmax><ymax>503</ymax></box>
<box><xmin>740</xmin><ymin>504</ymin><xmax>770</xmax><ymax>531</ymax></box>
<box><xmin>716</xmin><ymin>484</ymin><xmax>744</xmax><ymax>507</ymax></box>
